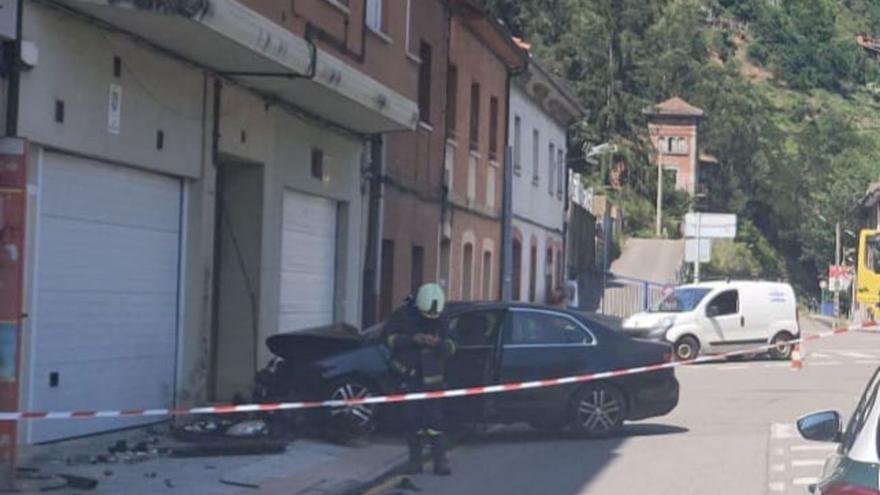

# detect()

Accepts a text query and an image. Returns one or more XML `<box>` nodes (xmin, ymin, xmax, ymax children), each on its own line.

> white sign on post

<box><xmin>684</xmin><ymin>213</ymin><xmax>737</xmax><ymax>239</ymax></box>
<box><xmin>685</xmin><ymin>238</ymin><xmax>712</xmax><ymax>263</ymax></box>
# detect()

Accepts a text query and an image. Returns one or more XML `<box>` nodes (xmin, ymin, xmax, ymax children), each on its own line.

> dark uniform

<box><xmin>384</xmin><ymin>300</ymin><xmax>456</xmax><ymax>475</ymax></box>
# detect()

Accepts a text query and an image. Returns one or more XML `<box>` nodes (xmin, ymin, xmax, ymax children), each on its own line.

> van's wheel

<box><xmin>673</xmin><ymin>336</ymin><xmax>700</xmax><ymax>361</ymax></box>
<box><xmin>568</xmin><ymin>384</ymin><xmax>626</xmax><ymax>437</ymax></box>
<box><xmin>769</xmin><ymin>332</ymin><xmax>795</xmax><ymax>360</ymax></box>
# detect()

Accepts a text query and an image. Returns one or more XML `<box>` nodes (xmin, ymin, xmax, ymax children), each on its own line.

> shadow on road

<box><xmin>397</xmin><ymin>422</ymin><xmax>687</xmax><ymax>495</ymax></box>
<box><xmin>463</xmin><ymin>422</ymin><xmax>689</xmax><ymax>445</ymax></box>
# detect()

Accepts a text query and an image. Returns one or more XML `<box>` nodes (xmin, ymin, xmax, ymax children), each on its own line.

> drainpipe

<box><xmin>500</xmin><ymin>63</ymin><xmax>527</xmax><ymax>301</ymax></box>
<box><xmin>5</xmin><ymin>0</ymin><xmax>22</xmax><ymax>136</ymax></box>
<box><xmin>362</xmin><ymin>135</ymin><xmax>383</xmax><ymax>327</ymax></box>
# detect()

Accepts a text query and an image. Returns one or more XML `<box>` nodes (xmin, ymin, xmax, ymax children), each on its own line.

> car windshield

<box><xmin>649</xmin><ymin>288</ymin><xmax>712</xmax><ymax>313</ymax></box>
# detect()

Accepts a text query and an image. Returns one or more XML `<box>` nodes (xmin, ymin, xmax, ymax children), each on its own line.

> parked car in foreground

<box><xmin>255</xmin><ymin>303</ymin><xmax>679</xmax><ymax>438</ymax></box>
<box><xmin>621</xmin><ymin>280</ymin><xmax>800</xmax><ymax>361</ymax></box>
<box><xmin>797</xmin><ymin>368</ymin><xmax>880</xmax><ymax>494</ymax></box>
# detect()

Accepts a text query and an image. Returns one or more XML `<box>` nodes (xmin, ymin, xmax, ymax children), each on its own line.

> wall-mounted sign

<box><xmin>108</xmin><ymin>84</ymin><xmax>123</xmax><ymax>135</ymax></box>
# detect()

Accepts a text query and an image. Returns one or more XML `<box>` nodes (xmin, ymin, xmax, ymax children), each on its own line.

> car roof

<box><xmin>447</xmin><ymin>301</ymin><xmax>581</xmax><ymax>314</ymax></box>
<box><xmin>675</xmin><ymin>280</ymin><xmax>793</xmax><ymax>290</ymax></box>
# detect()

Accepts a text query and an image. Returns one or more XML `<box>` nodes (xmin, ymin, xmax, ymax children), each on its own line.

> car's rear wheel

<box><xmin>769</xmin><ymin>332</ymin><xmax>795</xmax><ymax>360</ymax></box>
<box><xmin>324</xmin><ymin>377</ymin><xmax>379</xmax><ymax>441</ymax></box>
<box><xmin>568</xmin><ymin>384</ymin><xmax>626</xmax><ymax>437</ymax></box>
<box><xmin>673</xmin><ymin>336</ymin><xmax>700</xmax><ymax>361</ymax></box>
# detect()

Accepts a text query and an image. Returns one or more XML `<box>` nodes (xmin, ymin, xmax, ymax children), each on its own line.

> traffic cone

<box><xmin>791</xmin><ymin>343</ymin><xmax>803</xmax><ymax>370</ymax></box>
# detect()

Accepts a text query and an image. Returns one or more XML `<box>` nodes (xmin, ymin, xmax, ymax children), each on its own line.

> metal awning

<box><xmin>53</xmin><ymin>0</ymin><xmax>418</xmax><ymax>133</ymax></box>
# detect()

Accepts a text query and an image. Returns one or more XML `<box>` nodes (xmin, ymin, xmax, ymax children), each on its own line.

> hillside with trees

<box><xmin>484</xmin><ymin>0</ymin><xmax>880</xmax><ymax>296</ymax></box>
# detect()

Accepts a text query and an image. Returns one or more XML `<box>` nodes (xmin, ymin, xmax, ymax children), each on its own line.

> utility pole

<box><xmin>655</xmin><ymin>148</ymin><xmax>664</xmax><ymax>237</ymax></box>
<box><xmin>835</xmin><ymin>221</ymin><xmax>841</xmax><ymax>320</ymax></box>
<box><xmin>694</xmin><ymin>213</ymin><xmax>702</xmax><ymax>283</ymax></box>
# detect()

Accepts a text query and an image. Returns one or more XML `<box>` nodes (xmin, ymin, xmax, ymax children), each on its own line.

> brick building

<box><xmin>443</xmin><ymin>2</ymin><xmax>527</xmax><ymax>302</ymax></box>
<box><xmin>643</xmin><ymin>97</ymin><xmax>705</xmax><ymax>196</ymax></box>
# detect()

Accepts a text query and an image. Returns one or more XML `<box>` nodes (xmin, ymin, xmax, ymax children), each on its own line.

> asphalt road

<box><xmin>610</xmin><ymin>239</ymin><xmax>685</xmax><ymax>283</ymax></box>
<box><xmin>372</xmin><ymin>318</ymin><xmax>879</xmax><ymax>495</ymax></box>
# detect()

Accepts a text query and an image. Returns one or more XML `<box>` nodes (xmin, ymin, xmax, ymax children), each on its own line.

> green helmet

<box><xmin>415</xmin><ymin>283</ymin><xmax>446</xmax><ymax>319</ymax></box>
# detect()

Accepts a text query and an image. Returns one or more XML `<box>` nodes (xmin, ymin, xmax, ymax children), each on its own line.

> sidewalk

<box><xmin>13</xmin><ymin>426</ymin><xmax>407</xmax><ymax>495</ymax></box>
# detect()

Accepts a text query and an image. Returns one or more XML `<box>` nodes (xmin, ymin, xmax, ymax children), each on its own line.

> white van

<box><xmin>621</xmin><ymin>280</ymin><xmax>800</xmax><ymax>361</ymax></box>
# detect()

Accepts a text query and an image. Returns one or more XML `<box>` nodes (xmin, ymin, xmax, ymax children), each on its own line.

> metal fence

<box><xmin>598</xmin><ymin>273</ymin><xmax>672</xmax><ymax>319</ymax></box>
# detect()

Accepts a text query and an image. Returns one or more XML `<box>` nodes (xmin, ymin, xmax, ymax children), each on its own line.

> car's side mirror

<box><xmin>797</xmin><ymin>410</ymin><xmax>842</xmax><ymax>443</ymax></box>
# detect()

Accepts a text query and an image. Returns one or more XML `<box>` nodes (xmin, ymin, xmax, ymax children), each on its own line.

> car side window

<box><xmin>506</xmin><ymin>311</ymin><xmax>594</xmax><ymax>346</ymax></box>
<box><xmin>707</xmin><ymin>290</ymin><xmax>738</xmax><ymax>316</ymax></box>
<box><xmin>448</xmin><ymin>311</ymin><xmax>503</xmax><ymax>348</ymax></box>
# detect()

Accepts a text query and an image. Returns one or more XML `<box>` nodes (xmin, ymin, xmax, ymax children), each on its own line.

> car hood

<box><xmin>623</xmin><ymin>312</ymin><xmax>677</xmax><ymax>329</ymax></box>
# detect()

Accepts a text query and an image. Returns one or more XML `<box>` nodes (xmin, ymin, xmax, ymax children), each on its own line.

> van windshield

<box><xmin>649</xmin><ymin>288</ymin><xmax>712</xmax><ymax>313</ymax></box>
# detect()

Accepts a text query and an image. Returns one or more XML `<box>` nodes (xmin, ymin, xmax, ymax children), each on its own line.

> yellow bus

<box><xmin>857</xmin><ymin>229</ymin><xmax>880</xmax><ymax>309</ymax></box>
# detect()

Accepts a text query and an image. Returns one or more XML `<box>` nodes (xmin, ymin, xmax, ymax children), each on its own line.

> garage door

<box><xmin>279</xmin><ymin>190</ymin><xmax>337</xmax><ymax>332</ymax></box>
<box><xmin>30</xmin><ymin>153</ymin><xmax>182</xmax><ymax>443</ymax></box>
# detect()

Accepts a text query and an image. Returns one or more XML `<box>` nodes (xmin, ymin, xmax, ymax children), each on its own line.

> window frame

<box><xmin>706</xmin><ymin>289</ymin><xmax>739</xmax><ymax>317</ymax></box>
<box><xmin>503</xmin><ymin>308</ymin><xmax>597</xmax><ymax>348</ymax></box>
<box><xmin>447</xmin><ymin>309</ymin><xmax>505</xmax><ymax>350</ymax></box>
<box><xmin>469</xmin><ymin>82</ymin><xmax>481</xmax><ymax>152</ymax></box>
<box><xmin>365</xmin><ymin>0</ymin><xmax>386</xmax><ymax>34</ymax></box>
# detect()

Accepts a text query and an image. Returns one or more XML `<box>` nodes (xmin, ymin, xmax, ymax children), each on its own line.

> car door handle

<box><xmin>740</xmin><ymin>316</ymin><xmax>745</xmax><ymax>327</ymax></box>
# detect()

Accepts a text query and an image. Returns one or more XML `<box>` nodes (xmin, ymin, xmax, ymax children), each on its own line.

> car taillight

<box><xmin>823</xmin><ymin>481</ymin><xmax>880</xmax><ymax>495</ymax></box>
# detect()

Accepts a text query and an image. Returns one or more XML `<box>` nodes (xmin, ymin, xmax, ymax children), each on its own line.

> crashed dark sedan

<box><xmin>255</xmin><ymin>303</ymin><xmax>679</xmax><ymax>438</ymax></box>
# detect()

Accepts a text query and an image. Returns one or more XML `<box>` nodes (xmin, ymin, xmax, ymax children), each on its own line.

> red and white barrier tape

<box><xmin>0</xmin><ymin>321</ymin><xmax>875</xmax><ymax>421</ymax></box>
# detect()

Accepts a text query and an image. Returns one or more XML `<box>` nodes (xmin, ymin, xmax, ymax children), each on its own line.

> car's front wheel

<box><xmin>673</xmin><ymin>336</ymin><xmax>700</xmax><ymax>361</ymax></box>
<box><xmin>324</xmin><ymin>377</ymin><xmax>379</xmax><ymax>441</ymax></box>
<box><xmin>568</xmin><ymin>384</ymin><xmax>627</xmax><ymax>437</ymax></box>
<box><xmin>769</xmin><ymin>332</ymin><xmax>795</xmax><ymax>360</ymax></box>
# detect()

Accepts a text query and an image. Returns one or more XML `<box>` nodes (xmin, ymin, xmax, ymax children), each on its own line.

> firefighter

<box><xmin>385</xmin><ymin>283</ymin><xmax>456</xmax><ymax>476</ymax></box>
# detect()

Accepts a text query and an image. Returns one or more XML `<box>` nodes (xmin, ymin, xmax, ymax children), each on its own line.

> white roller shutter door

<box><xmin>30</xmin><ymin>153</ymin><xmax>182</xmax><ymax>443</ymax></box>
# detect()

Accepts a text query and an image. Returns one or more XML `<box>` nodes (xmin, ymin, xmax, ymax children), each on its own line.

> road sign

<box><xmin>828</xmin><ymin>265</ymin><xmax>853</xmax><ymax>293</ymax></box>
<box><xmin>685</xmin><ymin>238</ymin><xmax>712</xmax><ymax>263</ymax></box>
<box><xmin>684</xmin><ymin>213</ymin><xmax>737</xmax><ymax>239</ymax></box>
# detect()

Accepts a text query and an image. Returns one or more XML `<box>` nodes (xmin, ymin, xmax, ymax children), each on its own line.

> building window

<box><xmin>462</xmin><ymin>243</ymin><xmax>474</xmax><ymax>300</ymax></box>
<box><xmin>557</xmin><ymin>149</ymin><xmax>564</xmax><ymax>198</ymax></box>
<box><xmin>548</xmin><ymin>143</ymin><xmax>556</xmax><ymax>195</ymax></box>
<box><xmin>366</xmin><ymin>0</ymin><xmax>385</xmax><ymax>33</ymax></box>
<box><xmin>486</xmin><ymin>166</ymin><xmax>496</xmax><ymax>210</ymax></box>
<box><xmin>528</xmin><ymin>242</ymin><xmax>537</xmax><ymax>302</ymax></box>
<box><xmin>482</xmin><ymin>250</ymin><xmax>493</xmax><ymax>300</ymax></box>
<box><xmin>467</xmin><ymin>154</ymin><xmax>477</xmax><ymax>202</ymax></box>
<box><xmin>469</xmin><ymin>83</ymin><xmax>480</xmax><ymax>151</ymax></box>
<box><xmin>444</xmin><ymin>142</ymin><xmax>455</xmax><ymax>187</ymax></box>
<box><xmin>513</xmin><ymin>115</ymin><xmax>522</xmax><ymax>173</ymax></box>
<box><xmin>557</xmin><ymin>248</ymin><xmax>564</xmax><ymax>288</ymax></box>
<box><xmin>411</xmin><ymin>245</ymin><xmax>424</xmax><ymax>294</ymax></box>
<box><xmin>532</xmin><ymin>129</ymin><xmax>540</xmax><ymax>184</ymax></box>
<box><xmin>417</xmin><ymin>41</ymin><xmax>432</xmax><ymax>124</ymax></box>
<box><xmin>545</xmin><ymin>247</ymin><xmax>554</xmax><ymax>303</ymax></box>
<box><xmin>676</xmin><ymin>137</ymin><xmax>687</xmax><ymax>154</ymax></box>
<box><xmin>439</xmin><ymin>239</ymin><xmax>451</xmax><ymax>290</ymax></box>
<box><xmin>512</xmin><ymin>238</ymin><xmax>522</xmax><ymax>301</ymax></box>
<box><xmin>446</xmin><ymin>65</ymin><xmax>457</xmax><ymax>138</ymax></box>
<box><xmin>489</xmin><ymin>96</ymin><xmax>499</xmax><ymax>161</ymax></box>
<box><xmin>379</xmin><ymin>239</ymin><xmax>395</xmax><ymax>321</ymax></box>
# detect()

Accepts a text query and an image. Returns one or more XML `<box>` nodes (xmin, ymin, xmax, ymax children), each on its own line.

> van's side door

<box><xmin>701</xmin><ymin>289</ymin><xmax>748</xmax><ymax>348</ymax></box>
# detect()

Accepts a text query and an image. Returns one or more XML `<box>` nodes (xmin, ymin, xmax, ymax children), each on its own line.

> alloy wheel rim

<box><xmin>774</xmin><ymin>339</ymin><xmax>791</xmax><ymax>356</ymax></box>
<box><xmin>578</xmin><ymin>388</ymin><xmax>622</xmax><ymax>433</ymax></box>
<box><xmin>329</xmin><ymin>383</ymin><xmax>374</xmax><ymax>426</ymax></box>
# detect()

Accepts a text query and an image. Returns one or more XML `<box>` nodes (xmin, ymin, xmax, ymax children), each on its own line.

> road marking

<box><xmin>791</xmin><ymin>445</ymin><xmax>837</xmax><ymax>452</ymax></box>
<box><xmin>772</xmin><ymin>447</ymin><xmax>786</xmax><ymax>456</ymax></box>
<box><xmin>770</xmin><ymin>463</ymin><xmax>786</xmax><ymax>472</ymax></box>
<box><xmin>839</xmin><ymin>351</ymin><xmax>875</xmax><ymax>359</ymax></box>
<box><xmin>792</xmin><ymin>477</ymin><xmax>818</xmax><ymax>486</ymax></box>
<box><xmin>772</xmin><ymin>423</ymin><xmax>794</xmax><ymax>439</ymax></box>
<box><xmin>792</xmin><ymin>459</ymin><xmax>825</xmax><ymax>467</ymax></box>
<box><xmin>764</xmin><ymin>363</ymin><xmax>789</xmax><ymax>369</ymax></box>
<box><xmin>810</xmin><ymin>361</ymin><xmax>841</xmax><ymax>366</ymax></box>
<box><xmin>809</xmin><ymin>352</ymin><xmax>832</xmax><ymax>359</ymax></box>
<box><xmin>718</xmin><ymin>365</ymin><xmax>749</xmax><ymax>371</ymax></box>
<box><xmin>768</xmin><ymin>482</ymin><xmax>786</xmax><ymax>492</ymax></box>
<box><xmin>857</xmin><ymin>360</ymin><xmax>880</xmax><ymax>365</ymax></box>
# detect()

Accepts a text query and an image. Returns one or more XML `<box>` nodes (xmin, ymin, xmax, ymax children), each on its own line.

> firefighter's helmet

<box><xmin>415</xmin><ymin>283</ymin><xmax>446</xmax><ymax>319</ymax></box>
